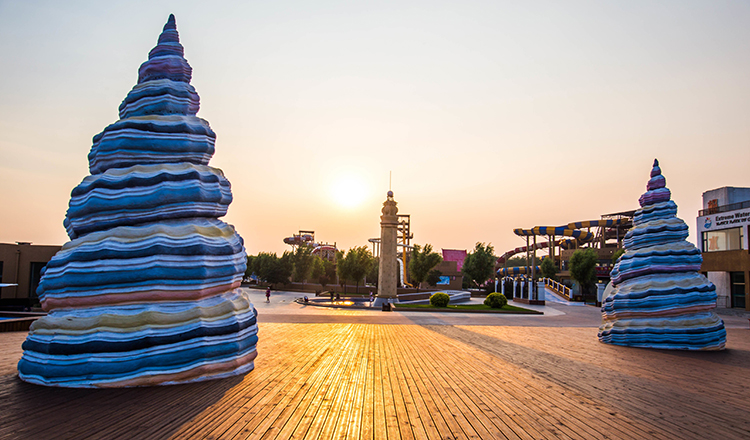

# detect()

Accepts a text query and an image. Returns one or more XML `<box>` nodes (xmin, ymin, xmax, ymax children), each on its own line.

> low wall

<box><xmin>0</xmin><ymin>312</ymin><xmax>45</xmax><ymax>332</ymax></box>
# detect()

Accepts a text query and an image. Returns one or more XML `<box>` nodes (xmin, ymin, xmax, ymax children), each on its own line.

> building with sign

<box><xmin>696</xmin><ymin>186</ymin><xmax>750</xmax><ymax>310</ymax></box>
<box><xmin>0</xmin><ymin>242</ymin><xmax>61</xmax><ymax>309</ymax></box>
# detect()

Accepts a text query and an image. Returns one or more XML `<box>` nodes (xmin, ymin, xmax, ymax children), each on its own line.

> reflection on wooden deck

<box><xmin>0</xmin><ymin>324</ymin><xmax>748</xmax><ymax>439</ymax></box>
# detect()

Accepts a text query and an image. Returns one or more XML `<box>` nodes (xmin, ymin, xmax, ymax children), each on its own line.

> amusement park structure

<box><xmin>497</xmin><ymin>210</ymin><xmax>636</xmax><ymax>281</ymax></box>
<box><xmin>283</xmin><ymin>230</ymin><xmax>337</xmax><ymax>261</ymax></box>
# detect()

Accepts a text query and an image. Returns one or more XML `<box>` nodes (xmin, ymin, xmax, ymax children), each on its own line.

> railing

<box><xmin>698</xmin><ymin>200</ymin><xmax>750</xmax><ymax>216</ymax></box>
<box><xmin>716</xmin><ymin>296</ymin><xmax>730</xmax><ymax>308</ymax></box>
<box><xmin>544</xmin><ymin>278</ymin><xmax>571</xmax><ymax>301</ymax></box>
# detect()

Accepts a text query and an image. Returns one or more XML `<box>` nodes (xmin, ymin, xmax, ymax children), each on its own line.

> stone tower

<box><xmin>375</xmin><ymin>191</ymin><xmax>399</xmax><ymax>306</ymax></box>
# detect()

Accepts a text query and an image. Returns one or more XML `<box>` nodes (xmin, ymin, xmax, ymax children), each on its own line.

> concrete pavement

<box><xmin>247</xmin><ymin>287</ymin><xmax>750</xmax><ymax>329</ymax></box>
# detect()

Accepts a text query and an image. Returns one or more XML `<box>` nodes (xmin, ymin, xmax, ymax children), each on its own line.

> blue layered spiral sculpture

<box><xmin>18</xmin><ymin>15</ymin><xmax>259</xmax><ymax>387</ymax></box>
<box><xmin>598</xmin><ymin>159</ymin><xmax>726</xmax><ymax>350</ymax></box>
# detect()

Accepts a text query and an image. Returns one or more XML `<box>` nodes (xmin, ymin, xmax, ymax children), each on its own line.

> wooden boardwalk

<box><xmin>0</xmin><ymin>323</ymin><xmax>749</xmax><ymax>439</ymax></box>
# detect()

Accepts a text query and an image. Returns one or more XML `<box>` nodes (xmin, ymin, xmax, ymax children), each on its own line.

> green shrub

<box><xmin>484</xmin><ymin>292</ymin><xmax>508</xmax><ymax>308</ymax></box>
<box><xmin>430</xmin><ymin>292</ymin><xmax>450</xmax><ymax>307</ymax></box>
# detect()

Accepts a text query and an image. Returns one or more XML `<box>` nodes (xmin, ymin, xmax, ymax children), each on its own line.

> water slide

<box><xmin>283</xmin><ymin>232</ymin><xmax>337</xmax><ymax>261</ymax></box>
<box><xmin>498</xmin><ymin>219</ymin><xmax>628</xmax><ymax>265</ymax></box>
<box><xmin>497</xmin><ymin>240</ymin><xmax>573</xmax><ymax>264</ymax></box>
<box><xmin>497</xmin><ymin>266</ymin><xmax>541</xmax><ymax>277</ymax></box>
<box><xmin>311</xmin><ymin>244</ymin><xmax>337</xmax><ymax>261</ymax></box>
<box><xmin>283</xmin><ymin>233</ymin><xmax>314</xmax><ymax>246</ymax></box>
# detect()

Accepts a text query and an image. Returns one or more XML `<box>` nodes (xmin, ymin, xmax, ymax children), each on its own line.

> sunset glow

<box><xmin>331</xmin><ymin>174</ymin><xmax>368</xmax><ymax>209</ymax></box>
<box><xmin>1</xmin><ymin>2</ymin><xmax>749</xmax><ymax>256</ymax></box>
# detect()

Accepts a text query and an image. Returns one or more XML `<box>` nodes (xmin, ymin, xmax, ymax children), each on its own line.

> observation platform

<box><xmin>0</xmin><ymin>288</ymin><xmax>748</xmax><ymax>439</ymax></box>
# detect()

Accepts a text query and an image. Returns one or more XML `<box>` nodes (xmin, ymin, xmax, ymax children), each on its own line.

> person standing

<box><xmin>265</xmin><ymin>287</ymin><xmax>270</xmax><ymax>303</ymax></box>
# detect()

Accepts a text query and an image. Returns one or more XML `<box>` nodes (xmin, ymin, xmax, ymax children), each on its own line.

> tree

<box><xmin>612</xmin><ymin>248</ymin><xmax>625</xmax><ymax>264</ymax></box>
<box><xmin>310</xmin><ymin>256</ymin><xmax>324</xmax><ymax>285</ymax></box>
<box><xmin>322</xmin><ymin>258</ymin><xmax>336</xmax><ymax>288</ymax></box>
<box><xmin>252</xmin><ymin>252</ymin><xmax>293</xmax><ymax>288</ymax></box>
<box><xmin>245</xmin><ymin>255</ymin><xmax>257</xmax><ymax>278</ymax></box>
<box><xmin>276</xmin><ymin>251</ymin><xmax>294</xmax><ymax>285</ymax></box>
<box><xmin>367</xmin><ymin>257</ymin><xmax>379</xmax><ymax>287</ymax></box>
<box><xmin>252</xmin><ymin>252</ymin><xmax>275</xmax><ymax>283</ymax></box>
<box><xmin>505</xmin><ymin>256</ymin><xmax>529</xmax><ymax>267</ymax></box>
<box><xmin>540</xmin><ymin>257</ymin><xmax>558</xmax><ymax>280</ymax></box>
<box><xmin>336</xmin><ymin>250</ymin><xmax>349</xmax><ymax>293</ymax></box>
<box><xmin>409</xmin><ymin>244</ymin><xmax>443</xmax><ymax>290</ymax></box>
<box><xmin>311</xmin><ymin>256</ymin><xmax>336</xmax><ymax>288</ymax></box>
<box><xmin>462</xmin><ymin>242</ymin><xmax>496</xmax><ymax>288</ymax></box>
<box><xmin>426</xmin><ymin>269</ymin><xmax>443</xmax><ymax>287</ymax></box>
<box><xmin>569</xmin><ymin>248</ymin><xmax>598</xmax><ymax>299</ymax></box>
<box><xmin>292</xmin><ymin>245</ymin><xmax>314</xmax><ymax>283</ymax></box>
<box><xmin>341</xmin><ymin>246</ymin><xmax>373</xmax><ymax>294</ymax></box>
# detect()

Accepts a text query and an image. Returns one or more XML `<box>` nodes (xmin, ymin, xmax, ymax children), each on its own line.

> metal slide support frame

<box><xmin>531</xmin><ymin>235</ymin><xmax>537</xmax><ymax>300</ymax></box>
<box><xmin>525</xmin><ymin>236</ymin><xmax>530</xmax><ymax>272</ymax></box>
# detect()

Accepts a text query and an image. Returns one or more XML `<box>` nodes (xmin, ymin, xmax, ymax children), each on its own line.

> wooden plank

<box><xmin>236</xmin><ymin>324</ymin><xmax>358</xmax><ymax>439</ymax></box>
<box><xmin>285</xmin><ymin>324</ymin><xmax>367</xmax><ymax>439</ymax></box>
<box><xmin>268</xmin><ymin>325</ymin><xmax>364</xmax><ymax>439</ymax></box>
<box><xmin>453</xmin><ymin>325</ymin><xmax>748</xmax><ymax>439</ymax></box>
<box><xmin>357</xmin><ymin>324</ymin><xmax>376</xmax><ymax>440</ymax></box>
<box><xmin>394</xmin><ymin>326</ymin><xmax>534</xmax><ymax>440</ymax></box>
<box><xmin>419</xmin><ymin>325</ymin><xmax>633</xmax><ymax>440</ymax></box>
<box><xmin>170</xmin><ymin>323</ymin><xmax>317</xmax><ymax>439</ymax></box>
<box><xmin>163</xmin><ymin>327</ymin><xmax>294</xmax><ymax>439</ymax></box>
<box><xmin>371</xmin><ymin>325</ymin><xmax>389</xmax><ymax>440</ymax></box>
<box><xmin>0</xmin><ymin>324</ymin><xmax>749</xmax><ymax>440</ymax></box>
<box><xmin>418</xmin><ymin>324</ymin><xmax>614</xmax><ymax>439</ymax></box>
<box><xmin>378</xmin><ymin>328</ymin><xmax>403</xmax><ymax>440</ymax></box>
<box><xmin>344</xmin><ymin>325</ymin><xmax>370</xmax><ymax>440</ymax></box>
<box><xmin>390</xmin><ymin>326</ymin><xmax>511</xmax><ymax>440</ymax></box>
<box><xmin>309</xmin><ymin>324</ymin><xmax>366</xmax><ymax>439</ymax></box>
<box><xmin>380</xmin><ymin>325</ymin><xmax>417</xmax><ymax>440</ymax></box>
<box><xmin>438</xmin><ymin>325</ymin><xmax>686</xmax><ymax>440</ymax></box>
<box><xmin>383</xmin><ymin>325</ymin><xmax>459</xmax><ymax>440</ymax></box>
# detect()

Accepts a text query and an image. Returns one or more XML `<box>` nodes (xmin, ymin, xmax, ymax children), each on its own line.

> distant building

<box><xmin>430</xmin><ymin>259</ymin><xmax>463</xmax><ymax>290</ymax></box>
<box><xmin>0</xmin><ymin>242</ymin><xmax>61</xmax><ymax>308</ymax></box>
<box><xmin>696</xmin><ymin>187</ymin><xmax>750</xmax><ymax>310</ymax></box>
<box><xmin>427</xmin><ymin>249</ymin><xmax>465</xmax><ymax>290</ymax></box>
<box><xmin>442</xmin><ymin>249</ymin><xmax>467</xmax><ymax>272</ymax></box>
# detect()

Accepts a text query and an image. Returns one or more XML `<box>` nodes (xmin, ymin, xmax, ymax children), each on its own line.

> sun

<box><xmin>331</xmin><ymin>174</ymin><xmax>367</xmax><ymax>209</ymax></box>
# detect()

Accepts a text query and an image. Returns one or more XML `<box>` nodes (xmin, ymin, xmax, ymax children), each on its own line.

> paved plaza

<box><xmin>0</xmin><ymin>288</ymin><xmax>748</xmax><ymax>439</ymax></box>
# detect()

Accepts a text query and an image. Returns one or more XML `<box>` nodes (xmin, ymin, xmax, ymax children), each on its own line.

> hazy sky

<box><xmin>1</xmin><ymin>0</ymin><xmax>749</xmax><ymax>257</ymax></box>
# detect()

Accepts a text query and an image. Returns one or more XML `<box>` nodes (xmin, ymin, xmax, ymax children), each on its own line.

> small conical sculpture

<box><xmin>598</xmin><ymin>159</ymin><xmax>726</xmax><ymax>350</ymax></box>
<box><xmin>17</xmin><ymin>15</ymin><xmax>258</xmax><ymax>387</ymax></box>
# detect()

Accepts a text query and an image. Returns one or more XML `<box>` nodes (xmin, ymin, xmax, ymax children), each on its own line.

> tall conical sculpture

<box><xmin>18</xmin><ymin>15</ymin><xmax>258</xmax><ymax>387</ymax></box>
<box><xmin>598</xmin><ymin>159</ymin><xmax>726</xmax><ymax>350</ymax></box>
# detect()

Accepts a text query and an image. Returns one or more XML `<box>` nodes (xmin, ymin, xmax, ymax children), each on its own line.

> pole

<box><xmin>531</xmin><ymin>235</ymin><xmax>537</xmax><ymax>300</ymax></box>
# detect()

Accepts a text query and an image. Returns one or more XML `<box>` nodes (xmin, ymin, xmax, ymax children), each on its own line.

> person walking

<box><xmin>265</xmin><ymin>287</ymin><xmax>271</xmax><ymax>303</ymax></box>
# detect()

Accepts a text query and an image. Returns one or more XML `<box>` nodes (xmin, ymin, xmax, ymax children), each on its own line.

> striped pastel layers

<box><xmin>598</xmin><ymin>159</ymin><xmax>726</xmax><ymax>350</ymax></box>
<box><xmin>18</xmin><ymin>15</ymin><xmax>258</xmax><ymax>387</ymax></box>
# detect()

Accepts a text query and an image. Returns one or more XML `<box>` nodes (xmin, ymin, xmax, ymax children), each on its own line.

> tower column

<box><xmin>375</xmin><ymin>191</ymin><xmax>399</xmax><ymax>306</ymax></box>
